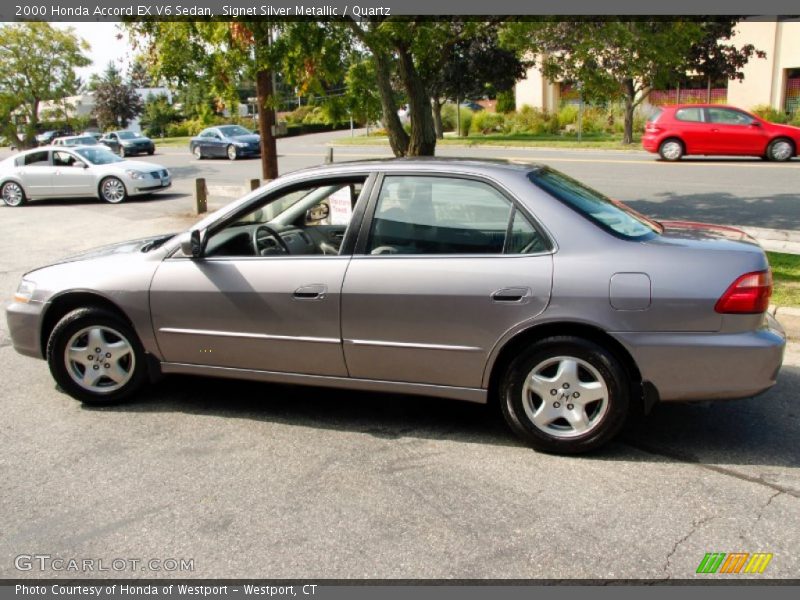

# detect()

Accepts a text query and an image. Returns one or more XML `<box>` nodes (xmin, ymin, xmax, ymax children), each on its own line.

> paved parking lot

<box><xmin>0</xmin><ymin>132</ymin><xmax>799</xmax><ymax>579</ymax></box>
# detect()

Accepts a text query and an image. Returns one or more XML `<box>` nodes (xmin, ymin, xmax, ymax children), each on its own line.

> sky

<box><xmin>54</xmin><ymin>22</ymin><xmax>137</xmax><ymax>80</ymax></box>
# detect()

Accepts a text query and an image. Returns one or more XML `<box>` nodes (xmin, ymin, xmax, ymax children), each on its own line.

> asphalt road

<box><xmin>0</xmin><ymin>131</ymin><xmax>798</xmax><ymax>580</ymax></box>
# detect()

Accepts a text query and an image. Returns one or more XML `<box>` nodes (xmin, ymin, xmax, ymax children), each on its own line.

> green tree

<box><xmin>92</xmin><ymin>62</ymin><xmax>144</xmax><ymax>129</ymax></box>
<box><xmin>0</xmin><ymin>22</ymin><xmax>90</xmax><ymax>148</ymax></box>
<box><xmin>140</xmin><ymin>93</ymin><xmax>179</xmax><ymax>137</ymax></box>
<box><xmin>503</xmin><ymin>21</ymin><xmax>703</xmax><ymax>143</ymax></box>
<box><xmin>344</xmin><ymin>57</ymin><xmax>382</xmax><ymax>129</ymax></box>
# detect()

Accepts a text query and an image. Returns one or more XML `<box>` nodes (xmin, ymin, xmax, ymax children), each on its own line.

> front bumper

<box><xmin>613</xmin><ymin>313</ymin><xmax>786</xmax><ymax>402</ymax></box>
<box><xmin>6</xmin><ymin>300</ymin><xmax>46</xmax><ymax>359</ymax></box>
<box><xmin>134</xmin><ymin>180</ymin><xmax>171</xmax><ymax>194</ymax></box>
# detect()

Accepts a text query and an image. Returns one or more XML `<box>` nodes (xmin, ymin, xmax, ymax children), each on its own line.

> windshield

<box><xmin>529</xmin><ymin>168</ymin><xmax>661</xmax><ymax>239</ymax></box>
<box><xmin>74</xmin><ymin>146</ymin><xmax>124</xmax><ymax>165</ymax></box>
<box><xmin>218</xmin><ymin>125</ymin><xmax>252</xmax><ymax>137</ymax></box>
<box><xmin>116</xmin><ymin>131</ymin><xmax>138</xmax><ymax>140</ymax></box>
<box><xmin>69</xmin><ymin>136</ymin><xmax>97</xmax><ymax>145</ymax></box>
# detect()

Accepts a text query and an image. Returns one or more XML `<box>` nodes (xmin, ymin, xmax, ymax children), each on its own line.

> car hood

<box><xmin>115</xmin><ymin>159</ymin><xmax>166</xmax><ymax>172</ymax></box>
<box><xmin>46</xmin><ymin>234</ymin><xmax>176</xmax><ymax>266</ymax></box>
<box><xmin>229</xmin><ymin>134</ymin><xmax>260</xmax><ymax>143</ymax></box>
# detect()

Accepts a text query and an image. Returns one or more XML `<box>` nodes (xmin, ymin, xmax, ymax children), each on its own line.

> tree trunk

<box><xmin>372</xmin><ymin>51</ymin><xmax>409</xmax><ymax>157</ymax></box>
<box><xmin>256</xmin><ymin>69</ymin><xmax>279</xmax><ymax>180</ymax></box>
<box><xmin>623</xmin><ymin>79</ymin><xmax>635</xmax><ymax>145</ymax></box>
<box><xmin>396</xmin><ymin>47</ymin><xmax>436</xmax><ymax>156</ymax></box>
<box><xmin>707</xmin><ymin>76</ymin><xmax>712</xmax><ymax>103</ymax></box>
<box><xmin>431</xmin><ymin>97</ymin><xmax>444</xmax><ymax>140</ymax></box>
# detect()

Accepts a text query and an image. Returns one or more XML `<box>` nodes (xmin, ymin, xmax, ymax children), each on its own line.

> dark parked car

<box><xmin>35</xmin><ymin>130</ymin><xmax>71</xmax><ymax>146</ymax></box>
<box><xmin>5</xmin><ymin>160</ymin><xmax>785</xmax><ymax>454</ymax></box>
<box><xmin>100</xmin><ymin>131</ymin><xmax>155</xmax><ymax>157</ymax></box>
<box><xmin>190</xmin><ymin>125</ymin><xmax>261</xmax><ymax>160</ymax></box>
<box><xmin>643</xmin><ymin>104</ymin><xmax>800</xmax><ymax>161</ymax></box>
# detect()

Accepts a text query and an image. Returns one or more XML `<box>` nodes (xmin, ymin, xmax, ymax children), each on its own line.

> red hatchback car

<box><xmin>642</xmin><ymin>104</ymin><xmax>800</xmax><ymax>162</ymax></box>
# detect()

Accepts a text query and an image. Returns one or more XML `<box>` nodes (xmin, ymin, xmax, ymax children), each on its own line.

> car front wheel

<box><xmin>46</xmin><ymin>307</ymin><xmax>147</xmax><ymax>404</ymax></box>
<box><xmin>118</xmin><ymin>146</ymin><xmax>127</xmax><ymax>158</ymax></box>
<box><xmin>193</xmin><ymin>145</ymin><xmax>203</xmax><ymax>159</ymax></box>
<box><xmin>499</xmin><ymin>336</ymin><xmax>630</xmax><ymax>454</ymax></box>
<box><xmin>227</xmin><ymin>144</ymin><xmax>238</xmax><ymax>160</ymax></box>
<box><xmin>767</xmin><ymin>138</ymin><xmax>794</xmax><ymax>162</ymax></box>
<box><xmin>658</xmin><ymin>138</ymin><xmax>684</xmax><ymax>161</ymax></box>
<box><xmin>1</xmin><ymin>181</ymin><xmax>26</xmax><ymax>207</ymax></box>
<box><xmin>99</xmin><ymin>177</ymin><xmax>127</xmax><ymax>204</ymax></box>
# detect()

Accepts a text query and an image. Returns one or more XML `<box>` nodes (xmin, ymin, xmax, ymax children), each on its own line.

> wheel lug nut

<box><xmin>104</xmin><ymin>363</ymin><xmax>110</xmax><ymax>369</ymax></box>
<box><xmin>573</xmin><ymin>392</ymin><xmax>580</xmax><ymax>398</ymax></box>
<box><xmin>105</xmin><ymin>353</ymin><xmax>111</xmax><ymax>358</ymax></box>
<box><xmin>553</xmin><ymin>402</ymin><xmax>561</xmax><ymax>408</ymax></box>
<box><xmin>88</xmin><ymin>355</ymin><xmax>93</xmax><ymax>360</ymax></box>
<box><xmin>550</xmin><ymin>389</ymin><xmax>557</xmax><ymax>395</ymax></box>
<box><xmin>567</xmin><ymin>404</ymin><xmax>574</xmax><ymax>410</ymax></box>
<box><xmin>93</xmin><ymin>365</ymin><xmax>99</xmax><ymax>370</ymax></box>
<box><xmin>95</xmin><ymin>348</ymin><xmax>101</xmax><ymax>353</ymax></box>
<box><xmin>563</xmin><ymin>383</ymin><xmax>570</xmax><ymax>389</ymax></box>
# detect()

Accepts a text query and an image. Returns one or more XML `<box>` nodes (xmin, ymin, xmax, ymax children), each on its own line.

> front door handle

<box><xmin>491</xmin><ymin>287</ymin><xmax>531</xmax><ymax>303</ymax></box>
<box><xmin>293</xmin><ymin>284</ymin><xmax>327</xmax><ymax>300</ymax></box>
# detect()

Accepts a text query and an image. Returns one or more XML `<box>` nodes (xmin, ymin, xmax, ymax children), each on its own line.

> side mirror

<box><xmin>306</xmin><ymin>203</ymin><xmax>330</xmax><ymax>223</ymax></box>
<box><xmin>750</xmin><ymin>120</ymin><xmax>761</xmax><ymax>127</ymax></box>
<box><xmin>179</xmin><ymin>229</ymin><xmax>204</xmax><ymax>258</ymax></box>
<box><xmin>75</xmin><ymin>162</ymin><xmax>88</xmax><ymax>169</ymax></box>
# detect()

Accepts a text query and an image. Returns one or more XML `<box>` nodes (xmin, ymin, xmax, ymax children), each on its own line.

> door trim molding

<box><xmin>159</xmin><ymin>327</ymin><xmax>340</xmax><ymax>345</ymax></box>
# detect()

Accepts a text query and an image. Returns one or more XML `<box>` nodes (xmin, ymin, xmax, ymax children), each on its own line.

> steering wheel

<box><xmin>253</xmin><ymin>225</ymin><xmax>290</xmax><ymax>256</ymax></box>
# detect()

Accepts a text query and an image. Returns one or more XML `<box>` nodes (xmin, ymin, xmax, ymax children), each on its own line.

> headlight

<box><xmin>13</xmin><ymin>279</ymin><xmax>36</xmax><ymax>303</ymax></box>
<box><xmin>125</xmin><ymin>170</ymin><xmax>146</xmax><ymax>179</ymax></box>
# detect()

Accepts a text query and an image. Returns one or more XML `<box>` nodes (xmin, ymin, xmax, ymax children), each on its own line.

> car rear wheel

<box><xmin>118</xmin><ymin>146</ymin><xmax>126</xmax><ymax>158</ymax></box>
<box><xmin>499</xmin><ymin>336</ymin><xmax>630</xmax><ymax>454</ymax></box>
<box><xmin>193</xmin><ymin>145</ymin><xmax>204</xmax><ymax>159</ymax></box>
<box><xmin>1</xmin><ymin>181</ymin><xmax>26</xmax><ymax>207</ymax></box>
<box><xmin>46</xmin><ymin>308</ymin><xmax>147</xmax><ymax>405</ymax></box>
<box><xmin>227</xmin><ymin>144</ymin><xmax>238</xmax><ymax>160</ymax></box>
<box><xmin>99</xmin><ymin>177</ymin><xmax>127</xmax><ymax>204</ymax></box>
<box><xmin>658</xmin><ymin>138</ymin><xmax>684</xmax><ymax>161</ymax></box>
<box><xmin>767</xmin><ymin>138</ymin><xmax>794</xmax><ymax>162</ymax></box>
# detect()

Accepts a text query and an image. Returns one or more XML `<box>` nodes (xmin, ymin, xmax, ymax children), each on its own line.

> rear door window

<box><xmin>674</xmin><ymin>107</ymin><xmax>705</xmax><ymax>122</ymax></box>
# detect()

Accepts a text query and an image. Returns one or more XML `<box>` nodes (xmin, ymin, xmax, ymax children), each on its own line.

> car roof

<box><xmin>661</xmin><ymin>104</ymin><xmax>750</xmax><ymax>110</ymax></box>
<box><xmin>286</xmin><ymin>157</ymin><xmax>544</xmax><ymax>179</ymax></box>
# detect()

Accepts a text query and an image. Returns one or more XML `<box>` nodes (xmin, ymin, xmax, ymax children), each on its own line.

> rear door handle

<box><xmin>710</xmin><ymin>128</ymin><xmax>720</xmax><ymax>133</ymax></box>
<box><xmin>491</xmin><ymin>287</ymin><xmax>531</xmax><ymax>303</ymax></box>
<box><xmin>293</xmin><ymin>284</ymin><xmax>327</xmax><ymax>300</ymax></box>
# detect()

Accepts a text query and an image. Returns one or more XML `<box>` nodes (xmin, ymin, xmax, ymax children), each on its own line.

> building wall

<box><xmin>515</xmin><ymin>60</ymin><xmax>560</xmax><ymax>112</ymax></box>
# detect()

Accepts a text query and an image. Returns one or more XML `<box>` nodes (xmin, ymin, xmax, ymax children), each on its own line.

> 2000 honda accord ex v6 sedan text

<box><xmin>6</xmin><ymin>159</ymin><xmax>787</xmax><ymax>454</ymax></box>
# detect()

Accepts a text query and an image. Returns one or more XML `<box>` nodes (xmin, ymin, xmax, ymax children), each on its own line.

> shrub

<box><xmin>441</xmin><ymin>104</ymin><xmax>473</xmax><ymax>136</ymax></box>
<box><xmin>501</xmin><ymin>106</ymin><xmax>559</xmax><ymax>136</ymax></box>
<box><xmin>165</xmin><ymin>122</ymin><xmax>191</xmax><ymax>137</ymax></box>
<box><xmin>470</xmin><ymin>111</ymin><xmax>505</xmax><ymax>135</ymax></box>
<box><xmin>750</xmin><ymin>105</ymin><xmax>790</xmax><ymax>124</ymax></box>
<box><xmin>496</xmin><ymin>90</ymin><xmax>516</xmax><ymax>113</ymax></box>
<box><xmin>791</xmin><ymin>111</ymin><xmax>800</xmax><ymax>127</ymax></box>
<box><xmin>557</xmin><ymin>104</ymin><xmax>579</xmax><ymax>128</ymax></box>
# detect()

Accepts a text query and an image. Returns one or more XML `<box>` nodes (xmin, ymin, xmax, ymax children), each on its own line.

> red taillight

<box><xmin>645</xmin><ymin>121</ymin><xmax>661</xmax><ymax>132</ymax></box>
<box><xmin>714</xmin><ymin>270</ymin><xmax>773</xmax><ymax>314</ymax></box>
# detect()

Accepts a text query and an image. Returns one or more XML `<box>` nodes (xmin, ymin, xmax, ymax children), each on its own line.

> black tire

<box><xmin>99</xmin><ymin>176</ymin><xmax>127</xmax><ymax>204</ymax></box>
<box><xmin>227</xmin><ymin>144</ymin><xmax>238</xmax><ymax>161</ymax></box>
<box><xmin>1</xmin><ymin>181</ymin><xmax>27</xmax><ymax>207</ymax></box>
<box><xmin>658</xmin><ymin>138</ymin><xmax>684</xmax><ymax>161</ymax></box>
<box><xmin>499</xmin><ymin>336</ymin><xmax>630</xmax><ymax>454</ymax></box>
<box><xmin>46</xmin><ymin>307</ymin><xmax>147</xmax><ymax>405</ymax></box>
<box><xmin>147</xmin><ymin>148</ymin><xmax>155</xmax><ymax>156</ymax></box>
<box><xmin>766</xmin><ymin>137</ymin><xmax>794</xmax><ymax>162</ymax></box>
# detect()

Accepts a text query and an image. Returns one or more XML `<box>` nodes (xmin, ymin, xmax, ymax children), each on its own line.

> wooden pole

<box><xmin>195</xmin><ymin>178</ymin><xmax>207</xmax><ymax>214</ymax></box>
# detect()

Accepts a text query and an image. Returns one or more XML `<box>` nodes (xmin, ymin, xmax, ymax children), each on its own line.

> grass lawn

<box><xmin>331</xmin><ymin>132</ymin><xmax>643</xmax><ymax>150</ymax></box>
<box><xmin>767</xmin><ymin>251</ymin><xmax>800</xmax><ymax>308</ymax></box>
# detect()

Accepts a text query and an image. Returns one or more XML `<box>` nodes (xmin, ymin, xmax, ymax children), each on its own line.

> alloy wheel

<box><xmin>64</xmin><ymin>325</ymin><xmax>136</xmax><ymax>394</ymax></box>
<box><xmin>2</xmin><ymin>182</ymin><xmax>25</xmax><ymax>206</ymax></box>
<box><xmin>660</xmin><ymin>140</ymin><xmax>683</xmax><ymax>161</ymax></box>
<box><xmin>101</xmin><ymin>178</ymin><xmax>126</xmax><ymax>203</ymax></box>
<box><xmin>770</xmin><ymin>140</ymin><xmax>793</xmax><ymax>162</ymax></box>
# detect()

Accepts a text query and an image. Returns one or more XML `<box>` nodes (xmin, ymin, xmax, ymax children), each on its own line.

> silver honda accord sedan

<box><xmin>5</xmin><ymin>159</ymin><xmax>786</xmax><ymax>453</ymax></box>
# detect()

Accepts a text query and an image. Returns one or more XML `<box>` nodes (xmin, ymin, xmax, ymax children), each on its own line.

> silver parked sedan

<box><xmin>0</xmin><ymin>145</ymin><xmax>171</xmax><ymax>206</ymax></box>
<box><xmin>5</xmin><ymin>159</ymin><xmax>785</xmax><ymax>453</ymax></box>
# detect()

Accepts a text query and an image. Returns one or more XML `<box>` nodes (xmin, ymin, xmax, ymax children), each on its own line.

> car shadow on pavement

<box><xmin>627</xmin><ymin>192</ymin><xmax>800</xmax><ymax>230</ymax></box>
<box><xmin>14</xmin><ymin>193</ymin><xmax>185</xmax><ymax>207</ymax></box>
<box><xmin>86</xmin><ymin>363</ymin><xmax>800</xmax><ymax>467</ymax></box>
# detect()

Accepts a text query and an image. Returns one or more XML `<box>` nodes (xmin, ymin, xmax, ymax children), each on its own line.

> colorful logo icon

<box><xmin>696</xmin><ymin>552</ymin><xmax>773</xmax><ymax>574</ymax></box>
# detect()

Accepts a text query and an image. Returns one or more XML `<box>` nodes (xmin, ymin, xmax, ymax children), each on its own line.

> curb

<box><xmin>770</xmin><ymin>305</ymin><xmax>800</xmax><ymax>341</ymax></box>
<box><xmin>739</xmin><ymin>226</ymin><xmax>800</xmax><ymax>255</ymax></box>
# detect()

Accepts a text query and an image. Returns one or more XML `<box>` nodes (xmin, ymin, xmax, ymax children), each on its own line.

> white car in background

<box><xmin>0</xmin><ymin>145</ymin><xmax>171</xmax><ymax>206</ymax></box>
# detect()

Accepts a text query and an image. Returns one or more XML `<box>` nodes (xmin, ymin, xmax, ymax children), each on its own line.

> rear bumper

<box><xmin>613</xmin><ymin>313</ymin><xmax>786</xmax><ymax>402</ymax></box>
<box><xmin>642</xmin><ymin>133</ymin><xmax>660</xmax><ymax>153</ymax></box>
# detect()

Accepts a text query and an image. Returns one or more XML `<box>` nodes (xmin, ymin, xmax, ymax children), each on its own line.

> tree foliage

<box><xmin>0</xmin><ymin>22</ymin><xmax>90</xmax><ymax>147</ymax></box>
<box><xmin>502</xmin><ymin>21</ymin><xmax>704</xmax><ymax>143</ymax></box>
<box><xmin>92</xmin><ymin>63</ymin><xmax>144</xmax><ymax>129</ymax></box>
<box><xmin>140</xmin><ymin>93</ymin><xmax>179</xmax><ymax>137</ymax></box>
